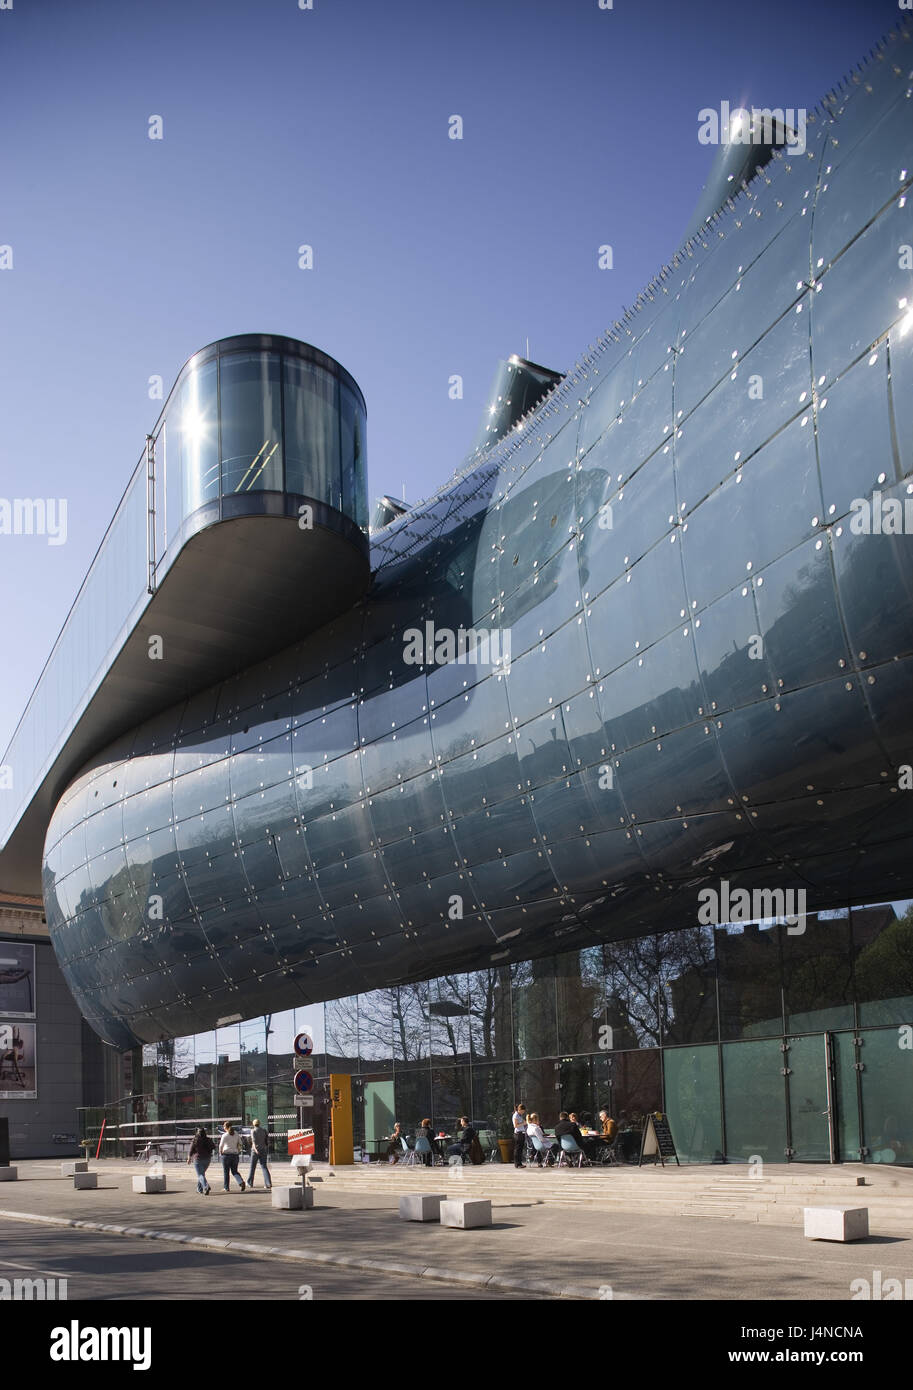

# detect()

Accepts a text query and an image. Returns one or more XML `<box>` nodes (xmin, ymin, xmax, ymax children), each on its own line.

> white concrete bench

<box><xmin>132</xmin><ymin>1175</ymin><xmax>166</xmax><ymax>1194</ymax></box>
<box><xmin>73</xmin><ymin>1172</ymin><xmax>97</xmax><ymax>1190</ymax></box>
<box><xmin>399</xmin><ymin>1193</ymin><xmax>447</xmax><ymax>1222</ymax></box>
<box><xmin>439</xmin><ymin>1197</ymin><xmax>492</xmax><ymax>1229</ymax></box>
<box><xmin>0</xmin><ymin>1166</ymin><xmax>17</xmax><ymax>1181</ymax></box>
<box><xmin>272</xmin><ymin>1185</ymin><xmax>313</xmax><ymax>1210</ymax></box>
<box><xmin>804</xmin><ymin>1206</ymin><xmax>869</xmax><ymax>1241</ymax></box>
<box><xmin>61</xmin><ymin>1160</ymin><xmax>88</xmax><ymax>1176</ymax></box>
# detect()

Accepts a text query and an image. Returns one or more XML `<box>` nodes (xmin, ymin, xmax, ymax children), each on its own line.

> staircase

<box><xmin>312</xmin><ymin>1160</ymin><xmax>913</xmax><ymax>1231</ymax></box>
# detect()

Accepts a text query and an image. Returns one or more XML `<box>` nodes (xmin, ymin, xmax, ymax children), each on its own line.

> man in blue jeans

<box><xmin>248</xmin><ymin>1119</ymin><xmax>272</xmax><ymax>1190</ymax></box>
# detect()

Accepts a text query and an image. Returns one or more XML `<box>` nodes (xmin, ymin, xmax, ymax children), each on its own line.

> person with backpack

<box><xmin>187</xmin><ymin>1127</ymin><xmax>215</xmax><ymax>1194</ymax></box>
<box><xmin>247</xmin><ymin>1118</ymin><xmax>272</xmax><ymax>1191</ymax></box>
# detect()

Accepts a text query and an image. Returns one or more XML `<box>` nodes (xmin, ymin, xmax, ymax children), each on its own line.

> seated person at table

<box><xmin>525</xmin><ymin>1113</ymin><xmax>558</xmax><ymax>1165</ymax></box>
<box><xmin>600</xmin><ymin>1108</ymin><xmax>618</xmax><ymax>1142</ymax></box>
<box><xmin>386</xmin><ymin>1121</ymin><xmax>406</xmax><ymax>1163</ymax></box>
<box><xmin>554</xmin><ymin>1111</ymin><xmax>589</xmax><ymax>1158</ymax></box>
<box><xmin>446</xmin><ymin>1117</ymin><xmax>477</xmax><ymax>1162</ymax></box>
<box><xmin>416</xmin><ymin>1117</ymin><xmax>435</xmax><ymax>1167</ymax></box>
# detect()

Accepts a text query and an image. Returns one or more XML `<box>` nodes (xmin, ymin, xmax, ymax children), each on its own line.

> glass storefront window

<box><xmin>664</xmin><ymin>1044</ymin><xmax>723</xmax><ymax>1162</ymax></box>
<box><xmin>556</xmin><ymin>947</ymin><xmax>606</xmax><ymax>1055</ymax></box>
<box><xmin>240</xmin><ymin>1017</ymin><xmax>267</xmax><ymax>1085</ymax></box>
<box><xmin>219</xmin><ymin>352</ymin><xmax>283</xmax><ymax>495</ymax></box>
<box><xmin>722</xmin><ymin>1039</ymin><xmax>788</xmax><ymax>1162</ymax></box>
<box><xmin>853</xmin><ymin>901</ymin><xmax>913</xmax><ymax>1026</ymax></box>
<box><xmin>717</xmin><ymin>922</ymin><xmax>783</xmax><ymax>1040</ymax></box>
<box><xmin>394</xmin><ymin>1068</ymin><xmax>433</xmax><ymax>1133</ymax></box>
<box><xmin>859</xmin><ymin>1027</ymin><xmax>913</xmax><ymax>1166</ymax></box>
<box><xmin>429</xmin><ymin>975</ymin><xmax>471</xmax><ymax>1064</ymax></box>
<box><xmin>609</xmin><ymin>1049</ymin><xmax>663</xmax><ymax>1158</ymax></box>
<box><xmin>467</xmin><ymin>966</ymin><xmax>513</xmax><ymax>1061</ymax></box>
<box><xmin>604</xmin><ymin>939</ymin><xmax>662</xmax><ymax>1048</ymax></box>
<box><xmin>324</xmin><ymin>997</ymin><xmax>359</xmax><ymax>1068</ymax></box>
<box><xmin>658</xmin><ymin>927</ymin><xmax>718</xmax><ymax>1045</ymax></box>
<box><xmin>782</xmin><ymin>909</ymin><xmax>854</xmax><ymax>1033</ymax></box>
<box><xmin>470</xmin><ymin>1061</ymin><xmax>516</xmax><ymax>1148</ymax></box>
<box><xmin>833</xmin><ymin>1031</ymin><xmax>862</xmax><ymax>1162</ymax></box>
<box><xmin>515</xmin><ymin>1059</ymin><xmax>558</xmax><ymax>1130</ymax></box>
<box><xmin>511</xmin><ymin>958</ymin><xmax>557</xmax><ymax>1059</ymax></box>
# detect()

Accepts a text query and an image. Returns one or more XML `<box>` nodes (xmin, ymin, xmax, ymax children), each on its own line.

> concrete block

<box><xmin>132</xmin><ymin>1175</ymin><xmax>166</xmax><ymax>1194</ymax></box>
<box><xmin>272</xmin><ymin>1185</ymin><xmax>314</xmax><ymax>1210</ymax></box>
<box><xmin>804</xmin><ymin>1206</ymin><xmax>869</xmax><ymax>1242</ymax></box>
<box><xmin>439</xmin><ymin>1197</ymin><xmax>492</xmax><ymax>1229</ymax></box>
<box><xmin>61</xmin><ymin>1161</ymin><xmax>88</xmax><ymax>1175</ymax></box>
<box><xmin>399</xmin><ymin>1192</ymin><xmax>447</xmax><ymax>1222</ymax></box>
<box><xmin>73</xmin><ymin>1172</ymin><xmax>97</xmax><ymax>1190</ymax></box>
<box><xmin>0</xmin><ymin>1166</ymin><xmax>17</xmax><ymax>1181</ymax></box>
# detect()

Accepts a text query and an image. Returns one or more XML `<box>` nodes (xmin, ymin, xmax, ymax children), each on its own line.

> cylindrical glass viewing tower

<box><xmin>150</xmin><ymin>334</ymin><xmax>369</xmax><ymax>580</ymax></box>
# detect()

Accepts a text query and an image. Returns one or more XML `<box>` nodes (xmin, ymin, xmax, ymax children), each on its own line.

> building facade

<box><xmin>80</xmin><ymin>899</ymin><xmax>913</xmax><ymax>1166</ymax></box>
<box><xmin>2</xmin><ymin>27</ymin><xmax>913</xmax><ymax>1163</ymax></box>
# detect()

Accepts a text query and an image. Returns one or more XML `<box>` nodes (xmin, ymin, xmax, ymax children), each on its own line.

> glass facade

<box><xmin>81</xmin><ymin>902</ymin><xmax>913</xmax><ymax>1167</ymax></box>
<box><xmin>0</xmin><ymin>335</ymin><xmax>368</xmax><ymax>857</ymax></box>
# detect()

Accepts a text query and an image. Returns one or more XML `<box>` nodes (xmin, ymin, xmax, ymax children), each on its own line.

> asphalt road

<box><xmin>0</xmin><ymin>1220</ymin><xmax>539</xmax><ymax>1301</ymax></box>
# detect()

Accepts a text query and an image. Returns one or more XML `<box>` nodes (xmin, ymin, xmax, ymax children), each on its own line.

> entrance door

<box><xmin>785</xmin><ymin>1034</ymin><xmax>834</xmax><ymax>1161</ymax></box>
<box><xmin>363</xmin><ymin>1080</ymin><xmax>395</xmax><ymax>1162</ymax></box>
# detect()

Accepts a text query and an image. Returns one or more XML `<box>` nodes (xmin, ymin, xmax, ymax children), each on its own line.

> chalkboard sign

<box><xmin>638</xmin><ymin>1112</ymin><xmax>679</xmax><ymax>1167</ymax></box>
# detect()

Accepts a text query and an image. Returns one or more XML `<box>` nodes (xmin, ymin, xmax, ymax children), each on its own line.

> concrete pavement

<box><xmin>0</xmin><ymin>1158</ymin><xmax>911</xmax><ymax>1300</ymax></box>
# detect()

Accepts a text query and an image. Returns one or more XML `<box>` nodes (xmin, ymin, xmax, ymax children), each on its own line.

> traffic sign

<box><xmin>294</xmin><ymin>1068</ymin><xmax>314</xmax><ymax>1095</ymax></box>
<box><xmin>294</xmin><ymin>1031</ymin><xmax>314</xmax><ymax>1057</ymax></box>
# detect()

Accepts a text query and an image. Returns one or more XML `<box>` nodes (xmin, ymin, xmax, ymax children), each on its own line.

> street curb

<box><xmin>0</xmin><ymin>1207</ymin><xmax>605</xmax><ymax>1299</ymax></box>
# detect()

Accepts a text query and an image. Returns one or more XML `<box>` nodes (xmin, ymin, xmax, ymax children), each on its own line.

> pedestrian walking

<box><xmin>247</xmin><ymin>1118</ymin><xmax>272</xmax><ymax>1190</ymax></box>
<box><xmin>187</xmin><ymin>1126</ymin><xmax>214</xmax><ymax>1194</ymax></box>
<box><xmin>218</xmin><ymin>1121</ymin><xmax>246</xmax><ymax>1191</ymax></box>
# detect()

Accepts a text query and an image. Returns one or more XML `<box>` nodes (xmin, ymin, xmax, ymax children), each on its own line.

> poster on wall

<box><xmin>0</xmin><ymin>1020</ymin><xmax>37</xmax><ymax>1099</ymax></box>
<box><xmin>0</xmin><ymin>941</ymin><xmax>36</xmax><ymax>1017</ymax></box>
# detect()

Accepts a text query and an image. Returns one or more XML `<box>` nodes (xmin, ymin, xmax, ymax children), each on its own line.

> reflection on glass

<box><xmin>283</xmin><ymin>357</ymin><xmax>340</xmax><ymax>505</ymax></box>
<box><xmin>782</xmin><ymin>909</ymin><xmax>853</xmax><ymax>1033</ymax></box>
<box><xmin>853</xmin><ymin>902</ymin><xmax>913</xmax><ymax>1026</ymax></box>
<box><xmin>178</xmin><ymin>360</ymin><xmax>219</xmax><ymax>513</ymax></box>
<box><xmin>511</xmin><ymin>958</ymin><xmax>557</xmax><ymax>1059</ymax></box>
<box><xmin>556</xmin><ymin>948</ymin><xmax>606</xmax><ymax>1055</ymax></box>
<box><xmin>717</xmin><ymin>923</ymin><xmax>783</xmax><ymax>1040</ymax></box>
<box><xmin>467</xmin><ymin>967</ymin><xmax>513</xmax><ymax>1061</ymax></box>
<box><xmin>659</xmin><ymin>927</ymin><xmax>718</xmax><ymax>1044</ymax></box>
<box><xmin>664</xmin><ymin>1045</ymin><xmax>723</xmax><ymax>1161</ymax></box>
<box><xmin>340</xmin><ymin>382</ymin><xmax>368</xmax><ymax>529</ymax></box>
<box><xmin>859</xmin><ymin>1028</ymin><xmax>913</xmax><ymax>1165</ymax></box>
<box><xmin>723</xmin><ymin>1039</ymin><xmax>787</xmax><ymax>1161</ymax></box>
<box><xmin>219</xmin><ymin>353</ymin><xmax>283</xmax><ymax>494</ymax></box>
<box><xmin>604</xmin><ymin>940</ymin><xmax>662</xmax><ymax>1047</ymax></box>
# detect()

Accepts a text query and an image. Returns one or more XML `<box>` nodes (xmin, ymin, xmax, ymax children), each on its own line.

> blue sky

<box><xmin>0</xmin><ymin>0</ymin><xmax>893</xmax><ymax>751</ymax></box>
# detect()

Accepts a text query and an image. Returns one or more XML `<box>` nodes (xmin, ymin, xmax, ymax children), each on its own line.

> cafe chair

<box><xmin>598</xmin><ymin>1137</ymin><xmax>621</xmax><ymax>1166</ymax></box>
<box><xmin>528</xmin><ymin>1134</ymin><xmax>557</xmax><ymax>1168</ymax></box>
<box><xmin>557</xmin><ymin>1136</ymin><xmax>590</xmax><ymax>1168</ymax></box>
<box><xmin>414</xmin><ymin>1135</ymin><xmax>434</xmax><ymax>1167</ymax></box>
<box><xmin>401</xmin><ymin>1136</ymin><xmax>421</xmax><ymax>1167</ymax></box>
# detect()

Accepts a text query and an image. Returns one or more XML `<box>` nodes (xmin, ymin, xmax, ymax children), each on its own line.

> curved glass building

<box><xmin>3</xmin><ymin>27</ymin><xmax>913</xmax><ymax>1164</ymax></box>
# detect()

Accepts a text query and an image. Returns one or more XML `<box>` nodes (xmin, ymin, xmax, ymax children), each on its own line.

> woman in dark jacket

<box><xmin>187</xmin><ymin>1127</ymin><xmax>215</xmax><ymax>1195</ymax></box>
<box><xmin>416</xmin><ymin>1118</ymin><xmax>434</xmax><ymax>1167</ymax></box>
